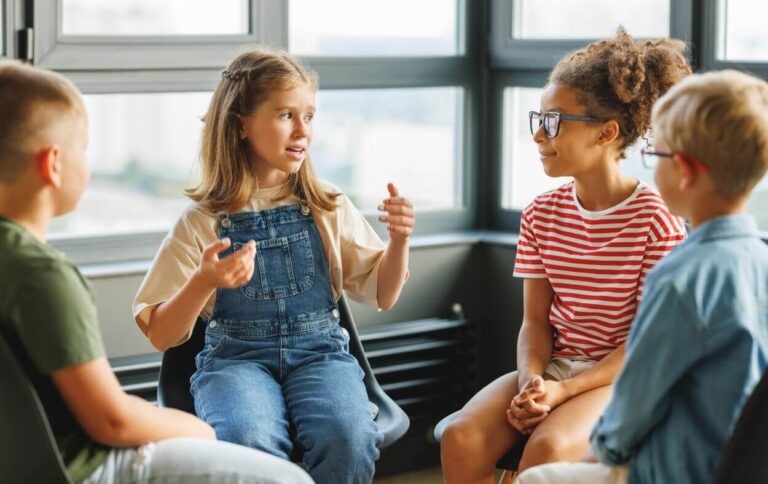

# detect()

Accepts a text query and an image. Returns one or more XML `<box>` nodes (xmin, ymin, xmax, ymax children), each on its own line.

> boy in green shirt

<box><xmin>0</xmin><ymin>61</ymin><xmax>312</xmax><ymax>484</ymax></box>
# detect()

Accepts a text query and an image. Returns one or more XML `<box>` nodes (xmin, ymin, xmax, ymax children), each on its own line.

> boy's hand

<box><xmin>195</xmin><ymin>238</ymin><xmax>255</xmax><ymax>290</ymax></box>
<box><xmin>378</xmin><ymin>183</ymin><xmax>415</xmax><ymax>241</ymax></box>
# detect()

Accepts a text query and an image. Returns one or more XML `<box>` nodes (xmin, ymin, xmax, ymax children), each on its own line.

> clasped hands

<box><xmin>506</xmin><ymin>375</ymin><xmax>571</xmax><ymax>435</ymax></box>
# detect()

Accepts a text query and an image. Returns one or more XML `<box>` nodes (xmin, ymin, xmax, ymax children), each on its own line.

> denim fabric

<box><xmin>190</xmin><ymin>204</ymin><xmax>382</xmax><ymax>484</ymax></box>
<box><xmin>591</xmin><ymin>215</ymin><xmax>768</xmax><ymax>484</ymax></box>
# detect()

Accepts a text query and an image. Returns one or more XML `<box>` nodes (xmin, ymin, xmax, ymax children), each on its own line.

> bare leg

<box><xmin>517</xmin><ymin>385</ymin><xmax>613</xmax><ymax>473</ymax></box>
<box><xmin>441</xmin><ymin>371</ymin><xmax>523</xmax><ymax>484</ymax></box>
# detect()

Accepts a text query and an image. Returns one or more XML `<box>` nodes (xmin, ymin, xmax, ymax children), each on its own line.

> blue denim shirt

<box><xmin>590</xmin><ymin>214</ymin><xmax>768</xmax><ymax>484</ymax></box>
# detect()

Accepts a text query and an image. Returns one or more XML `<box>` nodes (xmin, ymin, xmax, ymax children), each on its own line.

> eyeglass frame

<box><xmin>640</xmin><ymin>148</ymin><xmax>710</xmax><ymax>172</ymax></box>
<box><xmin>528</xmin><ymin>110</ymin><xmax>609</xmax><ymax>139</ymax></box>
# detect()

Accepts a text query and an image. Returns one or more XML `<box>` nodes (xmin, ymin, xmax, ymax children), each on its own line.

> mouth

<box><xmin>539</xmin><ymin>151</ymin><xmax>555</xmax><ymax>162</ymax></box>
<box><xmin>286</xmin><ymin>146</ymin><xmax>306</xmax><ymax>161</ymax></box>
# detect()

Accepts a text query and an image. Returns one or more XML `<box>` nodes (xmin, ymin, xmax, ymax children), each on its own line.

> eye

<box><xmin>280</xmin><ymin>112</ymin><xmax>292</xmax><ymax>120</ymax></box>
<box><xmin>304</xmin><ymin>113</ymin><xmax>314</xmax><ymax>123</ymax></box>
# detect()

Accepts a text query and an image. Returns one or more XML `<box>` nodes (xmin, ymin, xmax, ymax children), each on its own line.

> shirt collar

<box><xmin>685</xmin><ymin>214</ymin><xmax>760</xmax><ymax>244</ymax></box>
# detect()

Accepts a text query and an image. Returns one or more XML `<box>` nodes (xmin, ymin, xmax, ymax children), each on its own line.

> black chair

<box><xmin>712</xmin><ymin>369</ymin><xmax>768</xmax><ymax>484</ymax></box>
<box><xmin>0</xmin><ymin>330</ymin><xmax>72</xmax><ymax>484</ymax></box>
<box><xmin>433</xmin><ymin>410</ymin><xmax>524</xmax><ymax>470</ymax></box>
<box><xmin>157</xmin><ymin>295</ymin><xmax>410</xmax><ymax>450</ymax></box>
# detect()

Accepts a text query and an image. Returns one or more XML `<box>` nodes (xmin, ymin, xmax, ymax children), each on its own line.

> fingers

<box><xmin>203</xmin><ymin>237</ymin><xmax>232</xmax><ymax>261</ymax></box>
<box><xmin>387</xmin><ymin>182</ymin><xmax>399</xmax><ymax>198</ymax></box>
<box><xmin>378</xmin><ymin>214</ymin><xmax>415</xmax><ymax>228</ymax></box>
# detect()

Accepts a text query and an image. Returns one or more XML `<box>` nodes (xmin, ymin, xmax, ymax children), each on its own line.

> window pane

<box><xmin>314</xmin><ymin>88</ymin><xmax>462</xmax><ymax>210</ymax></box>
<box><xmin>1</xmin><ymin>2</ymin><xmax>5</xmax><ymax>56</ymax></box>
<box><xmin>748</xmin><ymin>177</ymin><xmax>768</xmax><ymax>231</ymax></box>
<box><xmin>48</xmin><ymin>93</ymin><xmax>210</xmax><ymax>238</ymax></box>
<box><xmin>513</xmin><ymin>0</ymin><xmax>669</xmax><ymax>39</ymax></box>
<box><xmin>720</xmin><ymin>0</ymin><xmax>768</xmax><ymax>61</ymax></box>
<box><xmin>289</xmin><ymin>0</ymin><xmax>459</xmax><ymax>56</ymax></box>
<box><xmin>61</xmin><ymin>0</ymin><xmax>249</xmax><ymax>36</ymax></box>
<box><xmin>501</xmin><ymin>87</ymin><xmax>655</xmax><ymax>210</ymax></box>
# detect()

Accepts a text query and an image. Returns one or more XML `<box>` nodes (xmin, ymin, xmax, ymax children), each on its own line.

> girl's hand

<box><xmin>515</xmin><ymin>378</ymin><xmax>571</xmax><ymax>413</ymax></box>
<box><xmin>194</xmin><ymin>238</ymin><xmax>256</xmax><ymax>290</ymax></box>
<box><xmin>507</xmin><ymin>375</ymin><xmax>550</xmax><ymax>434</ymax></box>
<box><xmin>378</xmin><ymin>183</ymin><xmax>415</xmax><ymax>241</ymax></box>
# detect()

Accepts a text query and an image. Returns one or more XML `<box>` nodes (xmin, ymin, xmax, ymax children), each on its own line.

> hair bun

<box><xmin>607</xmin><ymin>27</ymin><xmax>647</xmax><ymax>104</ymax></box>
<box><xmin>221</xmin><ymin>69</ymin><xmax>244</xmax><ymax>81</ymax></box>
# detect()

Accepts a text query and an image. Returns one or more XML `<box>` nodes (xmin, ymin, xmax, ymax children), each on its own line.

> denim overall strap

<box><xmin>209</xmin><ymin>202</ymin><xmax>337</xmax><ymax>334</ymax></box>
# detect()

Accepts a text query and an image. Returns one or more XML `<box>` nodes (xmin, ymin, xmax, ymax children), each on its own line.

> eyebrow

<box><xmin>274</xmin><ymin>105</ymin><xmax>315</xmax><ymax>111</ymax></box>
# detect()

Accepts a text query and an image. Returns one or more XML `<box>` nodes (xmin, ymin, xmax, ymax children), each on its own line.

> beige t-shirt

<box><xmin>132</xmin><ymin>181</ymin><xmax>386</xmax><ymax>339</ymax></box>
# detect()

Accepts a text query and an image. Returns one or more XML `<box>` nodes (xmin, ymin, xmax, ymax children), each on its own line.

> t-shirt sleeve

<box><xmin>11</xmin><ymin>260</ymin><xmax>104</xmax><ymax>374</ymax></box>
<box><xmin>132</xmin><ymin>210</ymin><xmax>207</xmax><ymax>337</ymax></box>
<box><xmin>338</xmin><ymin>194</ymin><xmax>388</xmax><ymax>309</ymax></box>
<box><xmin>132</xmin><ymin>235</ymin><xmax>201</xmax><ymax>337</ymax></box>
<box><xmin>513</xmin><ymin>204</ymin><xmax>547</xmax><ymax>278</ymax></box>
<box><xmin>637</xmin><ymin>210</ymin><xmax>687</xmax><ymax>302</ymax></box>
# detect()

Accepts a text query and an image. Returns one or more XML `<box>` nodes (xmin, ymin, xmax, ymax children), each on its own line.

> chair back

<box><xmin>0</xmin><ymin>330</ymin><xmax>72</xmax><ymax>484</ymax></box>
<box><xmin>712</xmin><ymin>369</ymin><xmax>768</xmax><ymax>484</ymax></box>
<box><xmin>157</xmin><ymin>296</ymin><xmax>410</xmax><ymax>449</ymax></box>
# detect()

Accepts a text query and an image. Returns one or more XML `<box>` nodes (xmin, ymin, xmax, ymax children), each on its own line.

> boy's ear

<box><xmin>597</xmin><ymin>120</ymin><xmax>621</xmax><ymax>145</ymax></box>
<box><xmin>674</xmin><ymin>154</ymin><xmax>695</xmax><ymax>190</ymax></box>
<box><xmin>36</xmin><ymin>145</ymin><xmax>63</xmax><ymax>189</ymax></box>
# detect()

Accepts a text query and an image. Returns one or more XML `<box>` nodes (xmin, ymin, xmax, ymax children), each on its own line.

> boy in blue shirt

<box><xmin>516</xmin><ymin>69</ymin><xmax>768</xmax><ymax>484</ymax></box>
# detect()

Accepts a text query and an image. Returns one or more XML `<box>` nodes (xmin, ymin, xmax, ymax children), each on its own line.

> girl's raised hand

<box><xmin>378</xmin><ymin>183</ymin><xmax>415</xmax><ymax>241</ymax></box>
<box><xmin>195</xmin><ymin>238</ymin><xmax>256</xmax><ymax>290</ymax></box>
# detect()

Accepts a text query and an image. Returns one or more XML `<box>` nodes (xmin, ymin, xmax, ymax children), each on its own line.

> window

<box><xmin>49</xmin><ymin>92</ymin><xmax>210</xmax><ymax>237</ymax></box>
<box><xmin>717</xmin><ymin>0</ymin><xmax>768</xmax><ymax>61</ymax></box>
<box><xmin>61</xmin><ymin>0</ymin><xmax>249</xmax><ymax>36</ymax></box>
<box><xmin>0</xmin><ymin>1</ymin><xmax>5</xmax><ymax>57</ymax></box>
<box><xmin>289</xmin><ymin>0</ymin><xmax>460</xmax><ymax>56</ymax></box>
<box><xmin>512</xmin><ymin>0</ymin><xmax>669</xmax><ymax>39</ymax></box>
<box><xmin>314</xmin><ymin>87</ymin><xmax>462</xmax><ymax>210</ymax></box>
<box><xmin>500</xmin><ymin>87</ymin><xmax>655</xmax><ymax>210</ymax></box>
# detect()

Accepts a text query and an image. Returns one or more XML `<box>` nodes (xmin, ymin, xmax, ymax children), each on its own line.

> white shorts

<box><xmin>543</xmin><ymin>357</ymin><xmax>596</xmax><ymax>381</ymax></box>
<box><xmin>518</xmin><ymin>462</ymin><xmax>628</xmax><ymax>484</ymax></box>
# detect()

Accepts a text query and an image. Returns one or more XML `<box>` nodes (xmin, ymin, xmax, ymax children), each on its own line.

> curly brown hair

<box><xmin>550</xmin><ymin>27</ymin><xmax>692</xmax><ymax>158</ymax></box>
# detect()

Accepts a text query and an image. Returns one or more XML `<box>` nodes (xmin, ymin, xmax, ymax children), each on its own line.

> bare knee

<box><xmin>519</xmin><ymin>430</ymin><xmax>574</xmax><ymax>472</ymax></box>
<box><xmin>440</xmin><ymin>418</ymin><xmax>488</xmax><ymax>459</ymax></box>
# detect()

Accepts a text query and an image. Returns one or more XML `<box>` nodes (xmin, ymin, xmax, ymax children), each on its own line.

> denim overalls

<box><xmin>190</xmin><ymin>203</ymin><xmax>382</xmax><ymax>484</ymax></box>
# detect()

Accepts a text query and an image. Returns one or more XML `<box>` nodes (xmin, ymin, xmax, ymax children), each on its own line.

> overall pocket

<box><xmin>234</xmin><ymin>229</ymin><xmax>315</xmax><ymax>300</ymax></box>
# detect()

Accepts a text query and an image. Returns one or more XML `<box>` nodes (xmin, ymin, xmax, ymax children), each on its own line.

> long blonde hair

<box><xmin>186</xmin><ymin>48</ymin><xmax>340</xmax><ymax>212</ymax></box>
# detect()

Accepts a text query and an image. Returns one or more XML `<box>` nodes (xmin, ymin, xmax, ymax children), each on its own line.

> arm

<box><xmin>147</xmin><ymin>238</ymin><xmax>255</xmax><ymax>351</ymax></box>
<box><xmin>376</xmin><ymin>183</ymin><xmax>414</xmax><ymax>310</ymax></box>
<box><xmin>560</xmin><ymin>343</ymin><xmax>625</xmax><ymax>397</ymax></box>
<box><xmin>516</xmin><ymin>277</ymin><xmax>555</xmax><ymax>389</ymax></box>
<box><xmin>591</xmin><ymin>280</ymin><xmax>701</xmax><ymax>465</ymax></box>
<box><xmin>52</xmin><ymin>357</ymin><xmax>215</xmax><ymax>447</ymax></box>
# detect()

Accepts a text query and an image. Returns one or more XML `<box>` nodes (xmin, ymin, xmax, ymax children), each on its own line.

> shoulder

<box><xmin>522</xmin><ymin>182</ymin><xmax>575</xmax><ymax>220</ymax></box>
<box><xmin>165</xmin><ymin>202</ymin><xmax>219</xmax><ymax>252</ymax></box>
<box><xmin>633</xmin><ymin>184</ymin><xmax>686</xmax><ymax>241</ymax></box>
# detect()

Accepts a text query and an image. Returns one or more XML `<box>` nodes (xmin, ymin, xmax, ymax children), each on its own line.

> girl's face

<box><xmin>533</xmin><ymin>83</ymin><xmax>609</xmax><ymax>178</ymax></box>
<box><xmin>239</xmin><ymin>83</ymin><xmax>315</xmax><ymax>187</ymax></box>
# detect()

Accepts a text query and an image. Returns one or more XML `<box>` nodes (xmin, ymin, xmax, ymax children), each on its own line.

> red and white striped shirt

<box><xmin>513</xmin><ymin>181</ymin><xmax>686</xmax><ymax>361</ymax></box>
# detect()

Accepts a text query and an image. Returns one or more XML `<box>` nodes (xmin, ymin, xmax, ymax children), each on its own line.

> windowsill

<box><xmin>78</xmin><ymin>230</ymin><xmax>521</xmax><ymax>279</ymax></box>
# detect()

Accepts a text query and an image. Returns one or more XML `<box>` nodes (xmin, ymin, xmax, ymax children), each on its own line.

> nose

<box><xmin>293</xmin><ymin>118</ymin><xmax>310</xmax><ymax>138</ymax></box>
<box><xmin>532</xmin><ymin>122</ymin><xmax>546</xmax><ymax>144</ymax></box>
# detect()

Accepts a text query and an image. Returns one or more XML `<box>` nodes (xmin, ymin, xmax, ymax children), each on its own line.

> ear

<box><xmin>597</xmin><ymin>120</ymin><xmax>621</xmax><ymax>145</ymax></box>
<box><xmin>36</xmin><ymin>145</ymin><xmax>63</xmax><ymax>188</ymax></box>
<box><xmin>674</xmin><ymin>154</ymin><xmax>695</xmax><ymax>190</ymax></box>
<box><xmin>237</xmin><ymin>115</ymin><xmax>247</xmax><ymax>140</ymax></box>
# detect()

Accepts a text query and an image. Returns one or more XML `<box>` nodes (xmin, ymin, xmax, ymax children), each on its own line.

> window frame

<box><xmin>487</xmin><ymin>0</ymin><xmax>695</xmax><ymax>231</ymax></box>
<box><xmin>1</xmin><ymin>0</ymin><xmax>14</xmax><ymax>60</ymax></box>
<box><xmin>698</xmin><ymin>0</ymin><xmax>768</xmax><ymax>77</ymax></box>
<box><xmin>31</xmin><ymin>0</ymin><xmax>484</xmax><ymax>265</ymax></box>
<box><xmin>33</xmin><ymin>0</ymin><xmax>285</xmax><ymax>70</ymax></box>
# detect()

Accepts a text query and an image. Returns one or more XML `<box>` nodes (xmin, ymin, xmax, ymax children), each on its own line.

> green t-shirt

<box><xmin>0</xmin><ymin>217</ymin><xmax>111</xmax><ymax>483</ymax></box>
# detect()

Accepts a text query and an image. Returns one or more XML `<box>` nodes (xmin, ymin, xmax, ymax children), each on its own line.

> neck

<box><xmin>573</xmin><ymin>163</ymin><xmax>637</xmax><ymax>211</ymax></box>
<box><xmin>685</xmin><ymin>194</ymin><xmax>747</xmax><ymax>230</ymax></box>
<box><xmin>0</xmin><ymin>189</ymin><xmax>51</xmax><ymax>243</ymax></box>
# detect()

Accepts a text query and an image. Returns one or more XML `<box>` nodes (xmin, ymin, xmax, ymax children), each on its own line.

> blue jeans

<box><xmin>191</xmin><ymin>320</ymin><xmax>381</xmax><ymax>484</ymax></box>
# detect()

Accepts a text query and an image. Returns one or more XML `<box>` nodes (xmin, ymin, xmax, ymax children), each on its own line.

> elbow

<box><xmin>85</xmin><ymin>402</ymin><xmax>134</xmax><ymax>446</ymax></box>
<box><xmin>146</xmin><ymin>326</ymin><xmax>173</xmax><ymax>352</ymax></box>
<box><xmin>377</xmin><ymin>296</ymin><xmax>398</xmax><ymax>311</ymax></box>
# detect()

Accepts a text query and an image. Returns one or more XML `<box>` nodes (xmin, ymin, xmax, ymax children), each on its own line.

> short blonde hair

<box><xmin>652</xmin><ymin>69</ymin><xmax>768</xmax><ymax>198</ymax></box>
<box><xmin>0</xmin><ymin>61</ymin><xmax>84</xmax><ymax>183</ymax></box>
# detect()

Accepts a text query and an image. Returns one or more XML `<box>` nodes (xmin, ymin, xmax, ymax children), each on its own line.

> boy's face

<box><xmin>652</xmin><ymin>130</ymin><xmax>685</xmax><ymax>216</ymax></box>
<box><xmin>53</xmin><ymin>112</ymin><xmax>90</xmax><ymax>217</ymax></box>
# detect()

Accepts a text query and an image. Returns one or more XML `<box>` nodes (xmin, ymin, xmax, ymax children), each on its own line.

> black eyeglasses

<box><xmin>640</xmin><ymin>149</ymin><xmax>672</xmax><ymax>169</ymax></box>
<box><xmin>529</xmin><ymin>111</ymin><xmax>608</xmax><ymax>139</ymax></box>
<box><xmin>640</xmin><ymin>148</ymin><xmax>710</xmax><ymax>172</ymax></box>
